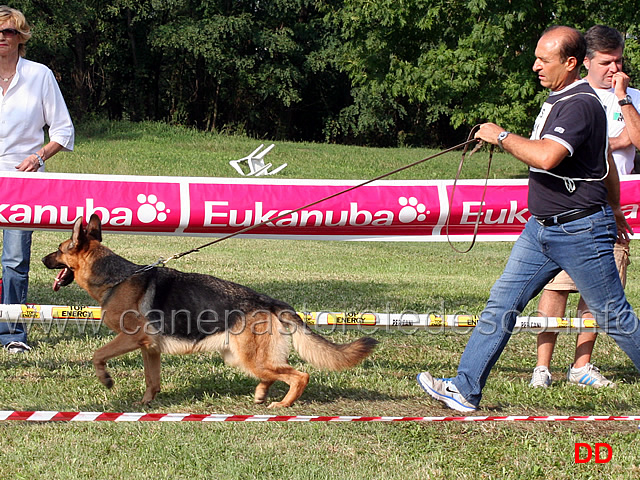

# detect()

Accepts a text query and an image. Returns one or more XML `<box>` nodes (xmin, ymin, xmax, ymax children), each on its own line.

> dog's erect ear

<box><xmin>87</xmin><ymin>214</ymin><xmax>103</xmax><ymax>242</ymax></box>
<box><xmin>70</xmin><ymin>216</ymin><xmax>87</xmax><ymax>249</ymax></box>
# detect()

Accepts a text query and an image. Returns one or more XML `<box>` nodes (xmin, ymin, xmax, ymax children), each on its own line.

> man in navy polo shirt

<box><xmin>417</xmin><ymin>25</ymin><xmax>639</xmax><ymax>412</ymax></box>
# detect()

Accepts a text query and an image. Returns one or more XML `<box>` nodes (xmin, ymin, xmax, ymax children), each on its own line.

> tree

<box><xmin>11</xmin><ymin>1</ymin><xmax>640</xmax><ymax>146</ymax></box>
<box><xmin>324</xmin><ymin>0</ymin><xmax>640</xmax><ymax>145</ymax></box>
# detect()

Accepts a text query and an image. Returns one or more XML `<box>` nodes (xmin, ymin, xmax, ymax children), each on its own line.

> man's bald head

<box><xmin>540</xmin><ymin>26</ymin><xmax>586</xmax><ymax>65</ymax></box>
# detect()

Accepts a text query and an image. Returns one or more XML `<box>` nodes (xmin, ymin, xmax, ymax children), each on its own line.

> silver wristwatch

<box><xmin>619</xmin><ymin>95</ymin><xmax>633</xmax><ymax>106</ymax></box>
<box><xmin>497</xmin><ymin>131</ymin><xmax>510</xmax><ymax>151</ymax></box>
<box><xmin>35</xmin><ymin>153</ymin><xmax>45</xmax><ymax>168</ymax></box>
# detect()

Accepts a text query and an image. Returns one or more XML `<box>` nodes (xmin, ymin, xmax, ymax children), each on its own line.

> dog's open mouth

<box><xmin>53</xmin><ymin>267</ymin><xmax>75</xmax><ymax>291</ymax></box>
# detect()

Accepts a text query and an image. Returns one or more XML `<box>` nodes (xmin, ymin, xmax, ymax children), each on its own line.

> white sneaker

<box><xmin>567</xmin><ymin>363</ymin><xmax>614</xmax><ymax>388</ymax></box>
<box><xmin>529</xmin><ymin>366</ymin><xmax>552</xmax><ymax>388</ymax></box>
<box><xmin>5</xmin><ymin>341</ymin><xmax>31</xmax><ymax>354</ymax></box>
<box><xmin>417</xmin><ymin>372</ymin><xmax>477</xmax><ymax>412</ymax></box>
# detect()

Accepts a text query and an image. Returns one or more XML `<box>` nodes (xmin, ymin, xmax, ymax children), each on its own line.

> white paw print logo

<box><xmin>137</xmin><ymin>194</ymin><xmax>170</xmax><ymax>223</ymax></box>
<box><xmin>398</xmin><ymin>196</ymin><xmax>428</xmax><ymax>223</ymax></box>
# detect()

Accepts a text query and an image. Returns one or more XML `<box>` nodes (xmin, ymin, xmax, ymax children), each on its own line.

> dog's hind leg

<box><xmin>237</xmin><ymin>311</ymin><xmax>310</xmax><ymax>407</ymax></box>
<box><xmin>140</xmin><ymin>347</ymin><xmax>162</xmax><ymax>404</ymax></box>
<box><xmin>262</xmin><ymin>366</ymin><xmax>309</xmax><ymax>408</ymax></box>
<box><xmin>253</xmin><ymin>380</ymin><xmax>274</xmax><ymax>404</ymax></box>
<box><xmin>246</xmin><ymin>362</ymin><xmax>310</xmax><ymax>407</ymax></box>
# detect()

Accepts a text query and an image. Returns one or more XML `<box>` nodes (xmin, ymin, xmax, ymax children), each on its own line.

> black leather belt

<box><xmin>535</xmin><ymin>206</ymin><xmax>602</xmax><ymax>227</ymax></box>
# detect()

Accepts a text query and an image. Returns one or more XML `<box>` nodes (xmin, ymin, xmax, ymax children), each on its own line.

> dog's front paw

<box><xmin>267</xmin><ymin>401</ymin><xmax>292</xmax><ymax>408</ymax></box>
<box><xmin>100</xmin><ymin>372</ymin><xmax>114</xmax><ymax>389</ymax></box>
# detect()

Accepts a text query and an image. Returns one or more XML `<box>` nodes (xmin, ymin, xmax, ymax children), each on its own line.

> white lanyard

<box><xmin>529</xmin><ymin>92</ymin><xmax>609</xmax><ymax>192</ymax></box>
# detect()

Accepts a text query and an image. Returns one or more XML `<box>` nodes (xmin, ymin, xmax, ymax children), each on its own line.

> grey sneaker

<box><xmin>567</xmin><ymin>363</ymin><xmax>614</xmax><ymax>388</ymax></box>
<box><xmin>417</xmin><ymin>372</ymin><xmax>477</xmax><ymax>412</ymax></box>
<box><xmin>530</xmin><ymin>366</ymin><xmax>552</xmax><ymax>388</ymax></box>
<box><xmin>5</xmin><ymin>341</ymin><xmax>31</xmax><ymax>354</ymax></box>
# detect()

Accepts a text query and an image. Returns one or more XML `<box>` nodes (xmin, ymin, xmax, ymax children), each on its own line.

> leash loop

<box><xmin>445</xmin><ymin>125</ymin><xmax>494</xmax><ymax>254</ymax></box>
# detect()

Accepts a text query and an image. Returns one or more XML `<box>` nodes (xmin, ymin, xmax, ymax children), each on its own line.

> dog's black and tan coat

<box><xmin>43</xmin><ymin>215</ymin><xmax>377</xmax><ymax>407</ymax></box>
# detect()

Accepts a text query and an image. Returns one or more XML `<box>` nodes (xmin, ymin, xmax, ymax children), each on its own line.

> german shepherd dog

<box><xmin>43</xmin><ymin>215</ymin><xmax>378</xmax><ymax>407</ymax></box>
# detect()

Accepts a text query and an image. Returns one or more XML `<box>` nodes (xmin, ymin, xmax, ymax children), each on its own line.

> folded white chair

<box><xmin>229</xmin><ymin>144</ymin><xmax>286</xmax><ymax>176</ymax></box>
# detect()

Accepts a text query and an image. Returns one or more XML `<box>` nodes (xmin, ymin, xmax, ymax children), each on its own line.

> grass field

<box><xmin>1</xmin><ymin>120</ymin><xmax>639</xmax><ymax>479</ymax></box>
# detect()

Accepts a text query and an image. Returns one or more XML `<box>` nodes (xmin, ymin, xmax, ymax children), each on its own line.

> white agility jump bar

<box><xmin>0</xmin><ymin>304</ymin><xmax>604</xmax><ymax>333</ymax></box>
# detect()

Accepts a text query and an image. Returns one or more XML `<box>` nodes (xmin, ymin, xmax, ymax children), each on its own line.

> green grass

<box><xmin>2</xmin><ymin>119</ymin><xmax>639</xmax><ymax>479</ymax></box>
<box><xmin>53</xmin><ymin>119</ymin><xmax>529</xmax><ymax>180</ymax></box>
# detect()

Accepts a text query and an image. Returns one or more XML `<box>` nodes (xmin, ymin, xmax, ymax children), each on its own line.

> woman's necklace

<box><xmin>1</xmin><ymin>72</ymin><xmax>15</xmax><ymax>82</ymax></box>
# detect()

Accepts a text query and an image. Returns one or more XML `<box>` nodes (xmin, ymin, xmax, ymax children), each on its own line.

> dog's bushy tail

<box><xmin>277</xmin><ymin>310</ymin><xmax>378</xmax><ymax>370</ymax></box>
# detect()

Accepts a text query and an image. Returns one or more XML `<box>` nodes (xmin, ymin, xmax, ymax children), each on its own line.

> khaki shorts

<box><xmin>544</xmin><ymin>242</ymin><xmax>630</xmax><ymax>292</ymax></box>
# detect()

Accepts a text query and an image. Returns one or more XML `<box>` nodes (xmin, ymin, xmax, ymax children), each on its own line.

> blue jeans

<box><xmin>0</xmin><ymin>229</ymin><xmax>32</xmax><ymax>346</ymax></box>
<box><xmin>453</xmin><ymin>206</ymin><xmax>640</xmax><ymax>407</ymax></box>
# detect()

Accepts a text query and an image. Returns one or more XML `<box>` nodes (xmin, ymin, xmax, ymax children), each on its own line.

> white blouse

<box><xmin>0</xmin><ymin>56</ymin><xmax>75</xmax><ymax>171</ymax></box>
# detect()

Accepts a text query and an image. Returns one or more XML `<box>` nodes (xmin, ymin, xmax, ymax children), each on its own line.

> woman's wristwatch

<box><xmin>34</xmin><ymin>153</ymin><xmax>45</xmax><ymax>167</ymax></box>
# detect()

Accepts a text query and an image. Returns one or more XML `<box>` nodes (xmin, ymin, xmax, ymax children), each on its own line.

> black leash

<box><xmin>137</xmin><ymin>135</ymin><xmax>487</xmax><ymax>273</ymax></box>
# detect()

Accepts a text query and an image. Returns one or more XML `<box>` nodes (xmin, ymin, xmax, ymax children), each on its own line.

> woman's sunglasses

<box><xmin>0</xmin><ymin>28</ymin><xmax>19</xmax><ymax>38</ymax></box>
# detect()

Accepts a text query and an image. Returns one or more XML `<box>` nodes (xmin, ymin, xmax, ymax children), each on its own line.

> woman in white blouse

<box><xmin>0</xmin><ymin>5</ymin><xmax>74</xmax><ymax>353</ymax></box>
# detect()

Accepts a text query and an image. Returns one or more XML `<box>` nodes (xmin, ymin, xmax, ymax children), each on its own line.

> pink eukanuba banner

<box><xmin>2</xmin><ymin>172</ymin><xmax>639</xmax><ymax>241</ymax></box>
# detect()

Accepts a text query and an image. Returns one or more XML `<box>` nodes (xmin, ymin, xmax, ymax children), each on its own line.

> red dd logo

<box><xmin>574</xmin><ymin>443</ymin><xmax>613</xmax><ymax>464</ymax></box>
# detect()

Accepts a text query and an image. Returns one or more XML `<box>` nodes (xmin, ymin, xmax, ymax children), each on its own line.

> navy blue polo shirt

<box><xmin>528</xmin><ymin>80</ymin><xmax>608</xmax><ymax>217</ymax></box>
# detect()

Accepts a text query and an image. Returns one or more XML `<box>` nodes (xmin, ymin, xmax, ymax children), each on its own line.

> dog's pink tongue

<box><xmin>53</xmin><ymin>269</ymin><xmax>67</xmax><ymax>291</ymax></box>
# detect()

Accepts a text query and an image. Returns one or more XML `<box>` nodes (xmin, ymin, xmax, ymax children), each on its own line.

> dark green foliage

<box><xmin>326</xmin><ymin>0</ymin><xmax>640</xmax><ymax>144</ymax></box>
<box><xmin>11</xmin><ymin>1</ymin><xmax>640</xmax><ymax>146</ymax></box>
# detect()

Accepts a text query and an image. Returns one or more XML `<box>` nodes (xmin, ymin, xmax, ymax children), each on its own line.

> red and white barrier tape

<box><xmin>2</xmin><ymin>411</ymin><xmax>640</xmax><ymax>423</ymax></box>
